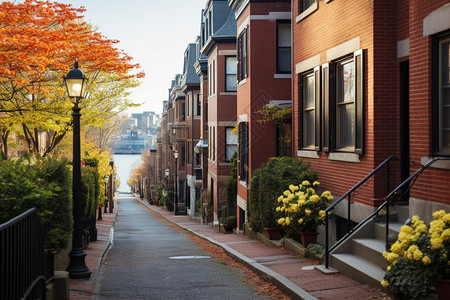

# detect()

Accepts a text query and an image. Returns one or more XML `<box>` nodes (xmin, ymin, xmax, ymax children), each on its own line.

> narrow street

<box><xmin>91</xmin><ymin>193</ymin><xmax>270</xmax><ymax>300</ymax></box>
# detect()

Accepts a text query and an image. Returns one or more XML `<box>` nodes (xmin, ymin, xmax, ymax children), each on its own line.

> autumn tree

<box><xmin>0</xmin><ymin>0</ymin><xmax>144</xmax><ymax>156</ymax></box>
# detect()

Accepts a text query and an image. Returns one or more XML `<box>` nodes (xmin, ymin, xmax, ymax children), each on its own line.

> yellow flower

<box><xmin>298</xmin><ymin>199</ymin><xmax>306</xmax><ymax>207</ymax></box>
<box><xmin>285</xmin><ymin>217</ymin><xmax>291</xmax><ymax>226</ymax></box>
<box><xmin>319</xmin><ymin>210</ymin><xmax>326</xmax><ymax>219</ymax></box>
<box><xmin>298</xmin><ymin>218</ymin><xmax>303</xmax><ymax>224</ymax></box>
<box><xmin>310</xmin><ymin>195</ymin><xmax>320</xmax><ymax>203</ymax></box>
<box><xmin>288</xmin><ymin>193</ymin><xmax>295</xmax><ymax>200</ymax></box>
<box><xmin>430</xmin><ymin>237</ymin><xmax>443</xmax><ymax>250</ymax></box>
<box><xmin>321</xmin><ymin>191</ymin><xmax>331</xmax><ymax>198</ymax></box>
<box><xmin>313</xmin><ymin>181</ymin><xmax>320</xmax><ymax>186</ymax></box>
<box><xmin>276</xmin><ymin>207</ymin><xmax>281</xmax><ymax>212</ymax></box>
<box><xmin>416</xmin><ymin>224</ymin><xmax>428</xmax><ymax>234</ymax></box>
<box><xmin>290</xmin><ymin>204</ymin><xmax>299</xmax><ymax>213</ymax></box>
<box><xmin>278</xmin><ymin>218</ymin><xmax>285</xmax><ymax>225</ymax></box>
<box><xmin>381</xmin><ymin>279</ymin><xmax>389</xmax><ymax>287</ymax></box>
<box><xmin>413</xmin><ymin>249</ymin><xmax>423</xmax><ymax>260</ymax></box>
<box><xmin>387</xmin><ymin>252</ymin><xmax>399</xmax><ymax>263</ymax></box>
<box><xmin>443</xmin><ymin>213</ymin><xmax>450</xmax><ymax>223</ymax></box>
<box><xmin>283</xmin><ymin>190</ymin><xmax>291</xmax><ymax>196</ymax></box>
<box><xmin>302</xmin><ymin>180</ymin><xmax>311</xmax><ymax>186</ymax></box>
<box><xmin>305</xmin><ymin>209</ymin><xmax>312</xmax><ymax>216</ymax></box>
<box><xmin>282</xmin><ymin>198</ymin><xmax>289</xmax><ymax>205</ymax></box>
<box><xmin>401</xmin><ymin>225</ymin><xmax>413</xmax><ymax>234</ymax></box>
<box><xmin>387</xmin><ymin>265</ymin><xmax>391</xmax><ymax>271</ymax></box>
<box><xmin>390</xmin><ymin>242</ymin><xmax>403</xmax><ymax>254</ymax></box>
<box><xmin>277</xmin><ymin>195</ymin><xmax>284</xmax><ymax>202</ymax></box>
<box><xmin>327</xmin><ymin>195</ymin><xmax>334</xmax><ymax>201</ymax></box>
<box><xmin>289</xmin><ymin>184</ymin><xmax>299</xmax><ymax>192</ymax></box>
<box><xmin>422</xmin><ymin>256</ymin><xmax>432</xmax><ymax>265</ymax></box>
<box><xmin>433</xmin><ymin>210</ymin><xmax>446</xmax><ymax>219</ymax></box>
<box><xmin>441</xmin><ymin>228</ymin><xmax>450</xmax><ymax>240</ymax></box>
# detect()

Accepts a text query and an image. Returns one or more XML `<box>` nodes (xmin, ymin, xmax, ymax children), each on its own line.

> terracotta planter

<box><xmin>264</xmin><ymin>227</ymin><xmax>281</xmax><ymax>240</ymax></box>
<box><xmin>434</xmin><ymin>278</ymin><xmax>450</xmax><ymax>299</ymax></box>
<box><xmin>299</xmin><ymin>232</ymin><xmax>318</xmax><ymax>247</ymax></box>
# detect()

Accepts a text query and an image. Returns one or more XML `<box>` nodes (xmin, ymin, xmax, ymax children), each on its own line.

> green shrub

<box><xmin>225</xmin><ymin>215</ymin><xmax>237</xmax><ymax>228</ymax></box>
<box><xmin>249</xmin><ymin>157</ymin><xmax>317</xmax><ymax>232</ymax></box>
<box><xmin>225</xmin><ymin>151</ymin><xmax>237</xmax><ymax>217</ymax></box>
<box><xmin>0</xmin><ymin>155</ymin><xmax>73</xmax><ymax>254</ymax></box>
<box><xmin>81</xmin><ymin>166</ymin><xmax>98</xmax><ymax>221</ymax></box>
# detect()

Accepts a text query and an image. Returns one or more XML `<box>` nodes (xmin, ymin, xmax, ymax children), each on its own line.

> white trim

<box><xmin>218</xmin><ymin>121</ymin><xmax>237</xmax><ymax>127</ymax></box>
<box><xmin>269</xmin><ymin>100</ymin><xmax>292</xmax><ymax>106</ymax></box>
<box><xmin>421</xmin><ymin>157</ymin><xmax>450</xmax><ymax>170</ymax></box>
<box><xmin>296</xmin><ymin>1</ymin><xmax>318</xmax><ymax>23</ymax></box>
<box><xmin>219</xmin><ymin>50</ymin><xmax>237</xmax><ymax>56</ymax></box>
<box><xmin>297</xmin><ymin>150</ymin><xmax>320</xmax><ymax>159</ymax></box>
<box><xmin>238</xmin><ymin>78</ymin><xmax>248</xmax><ymax>86</ymax></box>
<box><xmin>219</xmin><ymin>92</ymin><xmax>237</xmax><ymax>96</ymax></box>
<box><xmin>274</xmin><ymin>74</ymin><xmax>292</xmax><ymax>79</ymax></box>
<box><xmin>397</xmin><ymin>39</ymin><xmax>409</xmax><ymax>58</ymax></box>
<box><xmin>232</xmin><ymin>0</ymin><xmax>250</xmax><ymax>20</ymax></box>
<box><xmin>423</xmin><ymin>3</ymin><xmax>450</xmax><ymax>37</ymax></box>
<box><xmin>326</xmin><ymin>37</ymin><xmax>361</xmax><ymax>61</ymax></box>
<box><xmin>251</xmin><ymin>12</ymin><xmax>291</xmax><ymax>21</ymax></box>
<box><xmin>237</xmin><ymin>195</ymin><xmax>247</xmax><ymax>211</ymax></box>
<box><xmin>239</xmin><ymin>180</ymin><xmax>247</xmax><ymax>189</ymax></box>
<box><xmin>238</xmin><ymin>16</ymin><xmax>250</xmax><ymax>35</ymax></box>
<box><xmin>239</xmin><ymin>114</ymin><xmax>248</xmax><ymax>122</ymax></box>
<box><xmin>328</xmin><ymin>152</ymin><xmax>361</xmax><ymax>163</ymax></box>
<box><xmin>295</xmin><ymin>54</ymin><xmax>320</xmax><ymax>74</ymax></box>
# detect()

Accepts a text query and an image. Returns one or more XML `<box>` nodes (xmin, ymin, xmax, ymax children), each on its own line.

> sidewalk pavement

<box><xmin>69</xmin><ymin>194</ymin><xmax>390</xmax><ymax>300</ymax></box>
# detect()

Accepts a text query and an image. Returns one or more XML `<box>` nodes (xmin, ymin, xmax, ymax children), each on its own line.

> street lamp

<box><xmin>173</xmin><ymin>150</ymin><xmax>179</xmax><ymax>215</ymax></box>
<box><xmin>64</xmin><ymin>61</ymin><xmax>91</xmax><ymax>278</ymax></box>
<box><xmin>104</xmin><ymin>175</ymin><xmax>109</xmax><ymax>213</ymax></box>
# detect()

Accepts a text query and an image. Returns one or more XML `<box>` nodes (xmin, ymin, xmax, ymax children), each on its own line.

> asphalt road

<box><xmin>91</xmin><ymin>193</ymin><xmax>270</xmax><ymax>300</ymax></box>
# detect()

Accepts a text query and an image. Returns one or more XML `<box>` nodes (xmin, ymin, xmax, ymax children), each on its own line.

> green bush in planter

<box><xmin>0</xmin><ymin>155</ymin><xmax>73</xmax><ymax>254</ymax></box>
<box><xmin>249</xmin><ymin>157</ymin><xmax>317</xmax><ymax>233</ymax></box>
<box><xmin>225</xmin><ymin>215</ymin><xmax>237</xmax><ymax>228</ymax></box>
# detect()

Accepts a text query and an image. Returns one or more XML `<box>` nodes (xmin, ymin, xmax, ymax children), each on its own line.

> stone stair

<box><xmin>328</xmin><ymin>206</ymin><xmax>408</xmax><ymax>288</ymax></box>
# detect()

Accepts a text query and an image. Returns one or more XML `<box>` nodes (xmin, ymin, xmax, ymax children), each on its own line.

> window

<box><xmin>277</xmin><ymin>21</ymin><xmax>291</xmax><ymax>74</ymax></box>
<box><xmin>237</xmin><ymin>28</ymin><xmax>248</xmax><ymax>82</ymax></box>
<box><xmin>225</xmin><ymin>56</ymin><xmax>237</xmax><ymax>92</ymax></box>
<box><xmin>433</xmin><ymin>33</ymin><xmax>450</xmax><ymax>156</ymax></box>
<box><xmin>300</xmin><ymin>66</ymin><xmax>320</xmax><ymax>150</ymax></box>
<box><xmin>196</xmin><ymin>94</ymin><xmax>201</xmax><ymax>116</ymax></box>
<box><xmin>225</xmin><ymin>127</ymin><xmax>238</xmax><ymax>162</ymax></box>
<box><xmin>238</xmin><ymin>122</ymin><xmax>248</xmax><ymax>182</ymax></box>
<box><xmin>213</xmin><ymin>126</ymin><xmax>216</xmax><ymax>161</ymax></box>
<box><xmin>330</xmin><ymin>50</ymin><xmax>364</xmax><ymax>153</ymax></box>
<box><xmin>300</xmin><ymin>0</ymin><xmax>316</xmax><ymax>13</ymax></box>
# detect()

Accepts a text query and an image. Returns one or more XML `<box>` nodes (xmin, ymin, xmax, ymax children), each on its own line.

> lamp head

<box><xmin>64</xmin><ymin>61</ymin><xmax>87</xmax><ymax>98</ymax></box>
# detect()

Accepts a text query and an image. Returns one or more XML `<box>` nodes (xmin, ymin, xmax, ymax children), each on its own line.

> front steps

<box><xmin>328</xmin><ymin>207</ymin><xmax>407</xmax><ymax>288</ymax></box>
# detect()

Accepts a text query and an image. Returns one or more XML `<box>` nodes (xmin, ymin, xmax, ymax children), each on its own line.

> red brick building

<box><xmin>292</xmin><ymin>0</ymin><xmax>450</xmax><ymax>226</ymax></box>
<box><xmin>200</xmin><ymin>0</ymin><xmax>238</xmax><ymax>222</ymax></box>
<box><xmin>229</xmin><ymin>0</ymin><xmax>292</xmax><ymax>230</ymax></box>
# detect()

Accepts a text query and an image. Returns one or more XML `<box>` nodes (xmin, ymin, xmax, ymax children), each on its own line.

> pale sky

<box><xmin>57</xmin><ymin>0</ymin><xmax>208</xmax><ymax>115</ymax></box>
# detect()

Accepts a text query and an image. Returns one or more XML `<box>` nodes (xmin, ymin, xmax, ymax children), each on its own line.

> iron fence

<box><xmin>0</xmin><ymin>208</ymin><xmax>47</xmax><ymax>300</ymax></box>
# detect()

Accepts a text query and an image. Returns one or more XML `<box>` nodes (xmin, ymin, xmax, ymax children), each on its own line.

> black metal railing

<box><xmin>325</xmin><ymin>156</ymin><xmax>450</xmax><ymax>269</ymax></box>
<box><xmin>0</xmin><ymin>208</ymin><xmax>47</xmax><ymax>300</ymax></box>
<box><xmin>325</xmin><ymin>156</ymin><xmax>394</xmax><ymax>268</ymax></box>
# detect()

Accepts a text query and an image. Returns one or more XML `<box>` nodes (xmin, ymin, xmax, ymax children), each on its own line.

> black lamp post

<box><xmin>64</xmin><ymin>61</ymin><xmax>91</xmax><ymax>278</ymax></box>
<box><xmin>173</xmin><ymin>150</ymin><xmax>179</xmax><ymax>215</ymax></box>
<box><xmin>104</xmin><ymin>175</ymin><xmax>109</xmax><ymax>213</ymax></box>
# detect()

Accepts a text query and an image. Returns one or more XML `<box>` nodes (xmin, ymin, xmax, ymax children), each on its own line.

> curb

<box><xmin>135</xmin><ymin>197</ymin><xmax>317</xmax><ymax>300</ymax></box>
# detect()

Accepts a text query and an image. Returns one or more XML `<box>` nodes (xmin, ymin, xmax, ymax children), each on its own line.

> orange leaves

<box><xmin>0</xmin><ymin>0</ymin><xmax>143</xmax><ymax>90</ymax></box>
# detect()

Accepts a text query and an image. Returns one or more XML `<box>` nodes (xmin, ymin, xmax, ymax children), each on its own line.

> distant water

<box><xmin>113</xmin><ymin>154</ymin><xmax>142</xmax><ymax>193</ymax></box>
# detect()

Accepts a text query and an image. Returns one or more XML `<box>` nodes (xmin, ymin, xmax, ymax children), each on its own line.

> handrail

<box><xmin>325</xmin><ymin>156</ymin><xmax>450</xmax><ymax>269</ymax></box>
<box><xmin>325</xmin><ymin>156</ymin><xmax>395</xmax><ymax>268</ymax></box>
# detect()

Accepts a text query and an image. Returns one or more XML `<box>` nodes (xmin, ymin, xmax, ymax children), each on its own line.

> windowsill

<box><xmin>421</xmin><ymin>157</ymin><xmax>450</xmax><ymax>170</ymax></box>
<box><xmin>274</xmin><ymin>74</ymin><xmax>292</xmax><ymax>79</ymax></box>
<box><xmin>238</xmin><ymin>78</ymin><xmax>248</xmax><ymax>86</ymax></box>
<box><xmin>297</xmin><ymin>150</ymin><xmax>320</xmax><ymax>159</ymax></box>
<box><xmin>296</xmin><ymin>2</ymin><xmax>318</xmax><ymax>23</ymax></box>
<box><xmin>329</xmin><ymin>152</ymin><xmax>361</xmax><ymax>163</ymax></box>
<box><xmin>239</xmin><ymin>180</ymin><xmax>247</xmax><ymax>188</ymax></box>
<box><xmin>220</xmin><ymin>91</ymin><xmax>237</xmax><ymax>96</ymax></box>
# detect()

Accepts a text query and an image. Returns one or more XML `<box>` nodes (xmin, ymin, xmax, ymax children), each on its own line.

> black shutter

<box><xmin>354</xmin><ymin>49</ymin><xmax>364</xmax><ymax>155</ymax></box>
<box><xmin>314</xmin><ymin>66</ymin><xmax>321</xmax><ymax>151</ymax></box>
<box><xmin>322</xmin><ymin>63</ymin><xmax>330</xmax><ymax>152</ymax></box>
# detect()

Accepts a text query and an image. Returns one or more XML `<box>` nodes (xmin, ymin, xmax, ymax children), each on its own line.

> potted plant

<box><xmin>276</xmin><ymin>180</ymin><xmax>334</xmax><ymax>247</ymax></box>
<box><xmin>381</xmin><ymin>210</ymin><xmax>450</xmax><ymax>300</ymax></box>
<box><xmin>222</xmin><ymin>215</ymin><xmax>237</xmax><ymax>232</ymax></box>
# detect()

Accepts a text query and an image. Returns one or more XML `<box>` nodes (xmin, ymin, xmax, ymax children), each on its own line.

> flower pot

<box><xmin>299</xmin><ymin>232</ymin><xmax>318</xmax><ymax>247</ymax></box>
<box><xmin>222</xmin><ymin>224</ymin><xmax>233</xmax><ymax>232</ymax></box>
<box><xmin>264</xmin><ymin>227</ymin><xmax>281</xmax><ymax>240</ymax></box>
<box><xmin>434</xmin><ymin>278</ymin><xmax>450</xmax><ymax>299</ymax></box>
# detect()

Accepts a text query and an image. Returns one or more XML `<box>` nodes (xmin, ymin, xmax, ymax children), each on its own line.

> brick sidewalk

<box><xmin>69</xmin><ymin>207</ymin><xmax>116</xmax><ymax>300</ymax></box>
